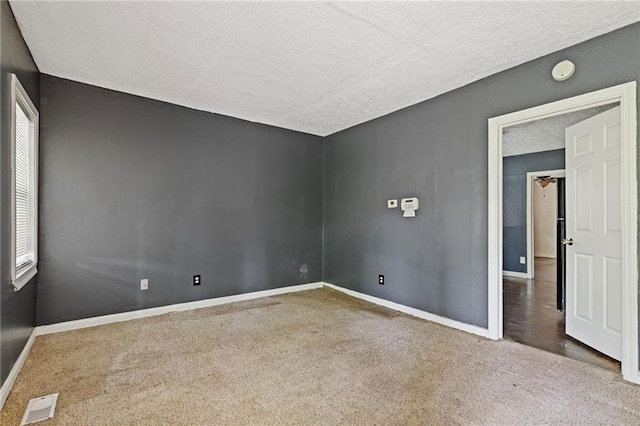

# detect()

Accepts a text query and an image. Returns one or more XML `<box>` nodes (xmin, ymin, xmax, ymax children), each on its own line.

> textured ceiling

<box><xmin>10</xmin><ymin>1</ymin><xmax>640</xmax><ymax>136</ymax></box>
<box><xmin>503</xmin><ymin>104</ymin><xmax>618</xmax><ymax>157</ymax></box>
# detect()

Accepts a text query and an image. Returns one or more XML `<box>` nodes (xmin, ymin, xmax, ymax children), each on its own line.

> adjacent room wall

<box><xmin>323</xmin><ymin>23</ymin><xmax>640</xmax><ymax>329</ymax></box>
<box><xmin>533</xmin><ymin>183</ymin><xmax>558</xmax><ymax>259</ymax></box>
<box><xmin>37</xmin><ymin>75</ymin><xmax>323</xmax><ymax>325</ymax></box>
<box><xmin>0</xmin><ymin>0</ymin><xmax>39</xmax><ymax>386</ymax></box>
<box><xmin>503</xmin><ymin>149</ymin><xmax>565</xmax><ymax>273</ymax></box>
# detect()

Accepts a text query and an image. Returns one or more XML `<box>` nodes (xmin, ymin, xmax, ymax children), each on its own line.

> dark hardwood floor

<box><xmin>503</xmin><ymin>257</ymin><xmax>620</xmax><ymax>372</ymax></box>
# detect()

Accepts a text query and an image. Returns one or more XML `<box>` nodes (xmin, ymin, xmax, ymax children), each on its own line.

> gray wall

<box><xmin>503</xmin><ymin>149</ymin><xmax>565</xmax><ymax>273</ymax></box>
<box><xmin>0</xmin><ymin>0</ymin><xmax>39</xmax><ymax>385</ymax></box>
<box><xmin>37</xmin><ymin>75</ymin><xmax>323</xmax><ymax>325</ymax></box>
<box><xmin>323</xmin><ymin>23</ymin><xmax>640</xmax><ymax>329</ymax></box>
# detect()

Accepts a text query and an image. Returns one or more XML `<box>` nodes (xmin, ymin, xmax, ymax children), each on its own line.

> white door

<box><xmin>565</xmin><ymin>105</ymin><xmax>622</xmax><ymax>361</ymax></box>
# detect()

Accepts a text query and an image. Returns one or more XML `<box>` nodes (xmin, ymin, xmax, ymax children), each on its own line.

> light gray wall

<box><xmin>503</xmin><ymin>149</ymin><xmax>565</xmax><ymax>273</ymax></box>
<box><xmin>0</xmin><ymin>0</ymin><xmax>39</xmax><ymax>385</ymax></box>
<box><xmin>323</xmin><ymin>23</ymin><xmax>640</xmax><ymax>329</ymax></box>
<box><xmin>37</xmin><ymin>75</ymin><xmax>323</xmax><ymax>325</ymax></box>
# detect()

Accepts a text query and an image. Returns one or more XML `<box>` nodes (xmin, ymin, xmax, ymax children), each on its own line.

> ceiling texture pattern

<box><xmin>10</xmin><ymin>1</ymin><xmax>640</xmax><ymax>136</ymax></box>
<box><xmin>502</xmin><ymin>104</ymin><xmax>618</xmax><ymax>157</ymax></box>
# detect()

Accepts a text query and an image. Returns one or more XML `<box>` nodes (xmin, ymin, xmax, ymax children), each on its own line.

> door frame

<box><xmin>526</xmin><ymin>169</ymin><xmax>566</xmax><ymax>279</ymax></box>
<box><xmin>487</xmin><ymin>81</ymin><xmax>638</xmax><ymax>383</ymax></box>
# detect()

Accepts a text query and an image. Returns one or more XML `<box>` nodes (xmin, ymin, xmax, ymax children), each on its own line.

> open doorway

<box><xmin>529</xmin><ymin>169</ymin><xmax>566</xmax><ymax>309</ymax></box>
<box><xmin>487</xmin><ymin>82</ymin><xmax>639</xmax><ymax>383</ymax></box>
<box><xmin>502</xmin><ymin>115</ymin><xmax>620</xmax><ymax>370</ymax></box>
<box><xmin>502</xmin><ymin>106</ymin><xmax>620</xmax><ymax>371</ymax></box>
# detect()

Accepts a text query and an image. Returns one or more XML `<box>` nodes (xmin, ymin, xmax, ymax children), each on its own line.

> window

<box><xmin>10</xmin><ymin>75</ymin><xmax>39</xmax><ymax>291</ymax></box>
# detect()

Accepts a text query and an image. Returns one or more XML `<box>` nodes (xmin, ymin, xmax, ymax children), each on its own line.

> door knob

<box><xmin>562</xmin><ymin>238</ymin><xmax>574</xmax><ymax>246</ymax></box>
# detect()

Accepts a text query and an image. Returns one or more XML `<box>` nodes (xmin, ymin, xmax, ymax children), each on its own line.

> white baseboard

<box><xmin>322</xmin><ymin>282</ymin><xmax>490</xmax><ymax>338</ymax></box>
<box><xmin>0</xmin><ymin>329</ymin><xmax>36</xmax><ymax>411</ymax></box>
<box><xmin>502</xmin><ymin>270</ymin><xmax>529</xmax><ymax>279</ymax></box>
<box><xmin>36</xmin><ymin>282</ymin><xmax>323</xmax><ymax>336</ymax></box>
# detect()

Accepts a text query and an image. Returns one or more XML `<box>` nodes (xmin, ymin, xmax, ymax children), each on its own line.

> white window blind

<box><xmin>11</xmin><ymin>74</ymin><xmax>38</xmax><ymax>291</ymax></box>
<box><xmin>15</xmin><ymin>101</ymin><xmax>35</xmax><ymax>274</ymax></box>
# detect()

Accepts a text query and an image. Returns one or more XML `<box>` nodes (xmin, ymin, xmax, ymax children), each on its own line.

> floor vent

<box><xmin>21</xmin><ymin>393</ymin><xmax>58</xmax><ymax>425</ymax></box>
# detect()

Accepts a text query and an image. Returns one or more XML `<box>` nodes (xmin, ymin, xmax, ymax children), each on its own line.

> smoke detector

<box><xmin>552</xmin><ymin>60</ymin><xmax>575</xmax><ymax>81</ymax></box>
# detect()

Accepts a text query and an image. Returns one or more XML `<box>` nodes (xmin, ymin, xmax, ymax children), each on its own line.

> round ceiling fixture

<box><xmin>552</xmin><ymin>60</ymin><xmax>575</xmax><ymax>81</ymax></box>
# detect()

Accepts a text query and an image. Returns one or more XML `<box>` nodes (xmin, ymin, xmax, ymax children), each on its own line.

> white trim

<box><xmin>502</xmin><ymin>270</ymin><xmax>529</xmax><ymax>279</ymax></box>
<box><xmin>619</xmin><ymin>83</ymin><xmax>639</xmax><ymax>384</ymax></box>
<box><xmin>36</xmin><ymin>282</ymin><xmax>323</xmax><ymax>335</ymax></box>
<box><xmin>526</xmin><ymin>169</ymin><xmax>566</xmax><ymax>279</ymax></box>
<box><xmin>0</xmin><ymin>330</ymin><xmax>36</xmax><ymax>411</ymax></box>
<box><xmin>488</xmin><ymin>81</ymin><xmax>638</xmax><ymax>383</ymax></box>
<box><xmin>10</xmin><ymin>74</ymin><xmax>39</xmax><ymax>292</ymax></box>
<box><xmin>323</xmin><ymin>282</ymin><xmax>490</xmax><ymax>338</ymax></box>
<box><xmin>13</xmin><ymin>266</ymin><xmax>38</xmax><ymax>292</ymax></box>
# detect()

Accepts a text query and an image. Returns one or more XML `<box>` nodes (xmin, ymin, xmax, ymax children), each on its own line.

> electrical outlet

<box><xmin>379</xmin><ymin>274</ymin><xmax>385</xmax><ymax>285</ymax></box>
<box><xmin>520</xmin><ymin>256</ymin><xmax>526</xmax><ymax>265</ymax></box>
<box><xmin>140</xmin><ymin>279</ymin><xmax>149</xmax><ymax>290</ymax></box>
<box><xmin>193</xmin><ymin>275</ymin><xmax>201</xmax><ymax>286</ymax></box>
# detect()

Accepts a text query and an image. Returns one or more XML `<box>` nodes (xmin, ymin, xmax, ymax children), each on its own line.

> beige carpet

<box><xmin>1</xmin><ymin>288</ymin><xmax>639</xmax><ymax>425</ymax></box>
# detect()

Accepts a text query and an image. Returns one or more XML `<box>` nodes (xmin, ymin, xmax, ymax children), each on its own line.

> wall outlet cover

<box><xmin>520</xmin><ymin>256</ymin><xmax>526</xmax><ymax>264</ymax></box>
<box><xmin>193</xmin><ymin>275</ymin><xmax>201</xmax><ymax>286</ymax></box>
<box><xmin>378</xmin><ymin>274</ymin><xmax>385</xmax><ymax>285</ymax></box>
<box><xmin>140</xmin><ymin>278</ymin><xmax>149</xmax><ymax>290</ymax></box>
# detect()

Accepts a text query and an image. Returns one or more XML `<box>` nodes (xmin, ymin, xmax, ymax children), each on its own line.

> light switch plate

<box><xmin>520</xmin><ymin>257</ymin><xmax>526</xmax><ymax>264</ymax></box>
<box><xmin>140</xmin><ymin>279</ymin><xmax>149</xmax><ymax>290</ymax></box>
<box><xmin>388</xmin><ymin>199</ymin><xmax>398</xmax><ymax>208</ymax></box>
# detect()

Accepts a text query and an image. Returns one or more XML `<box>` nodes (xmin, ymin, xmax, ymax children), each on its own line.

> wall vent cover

<box><xmin>21</xmin><ymin>393</ymin><xmax>58</xmax><ymax>425</ymax></box>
